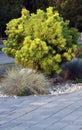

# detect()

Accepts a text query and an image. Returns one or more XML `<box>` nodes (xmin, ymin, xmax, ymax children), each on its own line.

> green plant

<box><xmin>0</xmin><ymin>48</ymin><xmax>2</xmax><ymax>51</ymax></box>
<box><xmin>0</xmin><ymin>67</ymin><xmax>50</xmax><ymax>96</ymax></box>
<box><xmin>60</xmin><ymin>58</ymin><xmax>82</xmax><ymax>80</ymax></box>
<box><xmin>48</xmin><ymin>0</ymin><xmax>82</xmax><ymax>31</ymax></box>
<box><xmin>75</xmin><ymin>45</ymin><xmax>82</xmax><ymax>58</ymax></box>
<box><xmin>74</xmin><ymin>78</ymin><xmax>82</xmax><ymax>83</ymax></box>
<box><xmin>3</xmin><ymin>7</ymin><xmax>79</xmax><ymax>75</ymax></box>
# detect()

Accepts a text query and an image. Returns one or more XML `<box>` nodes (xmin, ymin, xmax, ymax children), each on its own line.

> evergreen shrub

<box><xmin>3</xmin><ymin>7</ymin><xmax>79</xmax><ymax>75</ymax></box>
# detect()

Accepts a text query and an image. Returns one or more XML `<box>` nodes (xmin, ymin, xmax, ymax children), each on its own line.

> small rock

<box><xmin>19</xmin><ymin>68</ymin><xmax>36</xmax><ymax>74</ymax></box>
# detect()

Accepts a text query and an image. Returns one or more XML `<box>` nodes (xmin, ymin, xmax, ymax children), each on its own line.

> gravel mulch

<box><xmin>49</xmin><ymin>82</ymin><xmax>82</xmax><ymax>95</ymax></box>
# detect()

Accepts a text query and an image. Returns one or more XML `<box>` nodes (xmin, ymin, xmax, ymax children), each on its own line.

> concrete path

<box><xmin>0</xmin><ymin>51</ymin><xmax>15</xmax><ymax>64</ymax></box>
<box><xmin>0</xmin><ymin>89</ymin><xmax>82</xmax><ymax>130</ymax></box>
<box><xmin>0</xmin><ymin>43</ymin><xmax>14</xmax><ymax>64</ymax></box>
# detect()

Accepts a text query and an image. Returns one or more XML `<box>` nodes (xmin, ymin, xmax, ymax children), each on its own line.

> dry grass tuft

<box><xmin>0</xmin><ymin>67</ymin><xmax>51</xmax><ymax>96</ymax></box>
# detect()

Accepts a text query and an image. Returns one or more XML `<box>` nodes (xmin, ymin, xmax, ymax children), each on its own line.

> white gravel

<box><xmin>0</xmin><ymin>92</ymin><xmax>17</xmax><ymax>98</ymax></box>
<box><xmin>0</xmin><ymin>93</ymin><xmax>8</xmax><ymax>97</ymax></box>
<box><xmin>50</xmin><ymin>83</ymin><xmax>82</xmax><ymax>95</ymax></box>
<box><xmin>0</xmin><ymin>85</ymin><xmax>17</xmax><ymax>98</ymax></box>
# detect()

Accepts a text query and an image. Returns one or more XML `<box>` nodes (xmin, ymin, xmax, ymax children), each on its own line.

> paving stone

<box><xmin>44</xmin><ymin>122</ymin><xmax>68</xmax><ymax>130</ymax></box>
<box><xmin>0</xmin><ymin>89</ymin><xmax>82</xmax><ymax>130</ymax></box>
<box><xmin>62</xmin><ymin>124</ymin><xmax>82</xmax><ymax>130</ymax></box>
<box><xmin>0</xmin><ymin>51</ymin><xmax>15</xmax><ymax>64</ymax></box>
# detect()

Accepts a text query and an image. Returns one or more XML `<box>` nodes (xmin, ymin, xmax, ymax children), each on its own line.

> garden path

<box><xmin>0</xmin><ymin>89</ymin><xmax>82</xmax><ymax>130</ymax></box>
<box><xmin>0</xmin><ymin>51</ymin><xmax>15</xmax><ymax>64</ymax></box>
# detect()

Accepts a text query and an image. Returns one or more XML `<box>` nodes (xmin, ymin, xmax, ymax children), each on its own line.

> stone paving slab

<box><xmin>0</xmin><ymin>89</ymin><xmax>82</xmax><ymax>130</ymax></box>
<box><xmin>0</xmin><ymin>44</ymin><xmax>5</xmax><ymax>49</ymax></box>
<box><xmin>0</xmin><ymin>51</ymin><xmax>15</xmax><ymax>64</ymax></box>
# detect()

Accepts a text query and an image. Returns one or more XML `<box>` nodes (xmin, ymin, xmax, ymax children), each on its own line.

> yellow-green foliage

<box><xmin>3</xmin><ymin>7</ymin><xmax>79</xmax><ymax>75</ymax></box>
